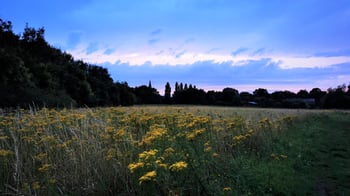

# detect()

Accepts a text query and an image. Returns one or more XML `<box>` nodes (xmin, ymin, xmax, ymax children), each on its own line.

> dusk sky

<box><xmin>1</xmin><ymin>0</ymin><xmax>350</xmax><ymax>94</ymax></box>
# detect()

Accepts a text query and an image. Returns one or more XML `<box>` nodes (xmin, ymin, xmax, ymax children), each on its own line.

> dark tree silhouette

<box><xmin>164</xmin><ymin>82</ymin><xmax>171</xmax><ymax>104</ymax></box>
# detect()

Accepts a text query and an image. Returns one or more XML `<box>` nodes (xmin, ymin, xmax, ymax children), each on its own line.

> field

<box><xmin>1</xmin><ymin>106</ymin><xmax>349</xmax><ymax>195</ymax></box>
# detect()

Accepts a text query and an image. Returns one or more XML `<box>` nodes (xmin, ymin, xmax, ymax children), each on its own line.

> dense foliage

<box><xmin>0</xmin><ymin>19</ymin><xmax>134</xmax><ymax>107</ymax></box>
<box><xmin>1</xmin><ymin>18</ymin><xmax>350</xmax><ymax>108</ymax></box>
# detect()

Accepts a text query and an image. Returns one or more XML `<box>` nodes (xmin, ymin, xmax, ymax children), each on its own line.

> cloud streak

<box><xmin>68</xmin><ymin>45</ymin><xmax>350</xmax><ymax>70</ymax></box>
<box><xmin>102</xmin><ymin>59</ymin><xmax>350</xmax><ymax>93</ymax></box>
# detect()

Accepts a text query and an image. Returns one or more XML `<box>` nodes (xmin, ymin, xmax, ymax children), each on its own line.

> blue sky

<box><xmin>1</xmin><ymin>0</ymin><xmax>350</xmax><ymax>94</ymax></box>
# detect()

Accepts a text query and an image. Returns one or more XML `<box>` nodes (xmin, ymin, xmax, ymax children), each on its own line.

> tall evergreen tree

<box><xmin>164</xmin><ymin>82</ymin><xmax>171</xmax><ymax>104</ymax></box>
<box><xmin>175</xmin><ymin>82</ymin><xmax>179</xmax><ymax>92</ymax></box>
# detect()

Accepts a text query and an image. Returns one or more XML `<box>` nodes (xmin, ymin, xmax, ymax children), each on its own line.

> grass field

<box><xmin>1</xmin><ymin>106</ymin><xmax>349</xmax><ymax>195</ymax></box>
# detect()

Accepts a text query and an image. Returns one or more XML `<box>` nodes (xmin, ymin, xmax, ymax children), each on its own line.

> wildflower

<box><xmin>100</xmin><ymin>133</ymin><xmax>111</xmax><ymax>140</ymax></box>
<box><xmin>163</xmin><ymin>147</ymin><xmax>175</xmax><ymax>157</ymax></box>
<box><xmin>164</xmin><ymin>147</ymin><xmax>175</xmax><ymax>154</ymax></box>
<box><xmin>280</xmin><ymin>154</ymin><xmax>288</xmax><ymax>159</ymax></box>
<box><xmin>38</xmin><ymin>163</ymin><xmax>51</xmax><ymax>173</ymax></box>
<box><xmin>113</xmin><ymin>128</ymin><xmax>126</xmax><ymax>140</ymax></box>
<box><xmin>139</xmin><ymin>149</ymin><xmax>158</xmax><ymax>161</ymax></box>
<box><xmin>0</xmin><ymin>149</ymin><xmax>14</xmax><ymax>157</ymax></box>
<box><xmin>139</xmin><ymin>126</ymin><xmax>167</xmax><ymax>146</ymax></box>
<box><xmin>48</xmin><ymin>179</ymin><xmax>57</xmax><ymax>184</ymax></box>
<box><xmin>212</xmin><ymin>152</ymin><xmax>219</xmax><ymax>157</ymax></box>
<box><xmin>270</xmin><ymin>153</ymin><xmax>280</xmax><ymax>160</ymax></box>
<box><xmin>204</xmin><ymin>145</ymin><xmax>212</xmax><ymax>152</ymax></box>
<box><xmin>35</xmin><ymin>153</ymin><xmax>48</xmax><ymax>161</ymax></box>
<box><xmin>158</xmin><ymin>163</ymin><xmax>168</xmax><ymax>169</ymax></box>
<box><xmin>186</xmin><ymin>128</ymin><xmax>206</xmax><ymax>141</ymax></box>
<box><xmin>105</xmin><ymin>126</ymin><xmax>114</xmax><ymax>134</ymax></box>
<box><xmin>0</xmin><ymin>136</ymin><xmax>10</xmax><ymax>140</ymax></box>
<box><xmin>169</xmin><ymin>161</ymin><xmax>188</xmax><ymax>172</ymax></box>
<box><xmin>105</xmin><ymin>148</ymin><xmax>116</xmax><ymax>160</ymax></box>
<box><xmin>156</xmin><ymin>159</ymin><xmax>168</xmax><ymax>169</ymax></box>
<box><xmin>32</xmin><ymin>182</ymin><xmax>41</xmax><ymax>190</ymax></box>
<box><xmin>128</xmin><ymin>162</ymin><xmax>145</xmax><ymax>173</ymax></box>
<box><xmin>139</xmin><ymin>171</ymin><xmax>157</xmax><ymax>184</ymax></box>
<box><xmin>223</xmin><ymin>187</ymin><xmax>232</xmax><ymax>191</ymax></box>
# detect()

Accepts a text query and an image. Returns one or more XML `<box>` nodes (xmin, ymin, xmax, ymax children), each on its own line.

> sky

<box><xmin>1</xmin><ymin>0</ymin><xmax>350</xmax><ymax>94</ymax></box>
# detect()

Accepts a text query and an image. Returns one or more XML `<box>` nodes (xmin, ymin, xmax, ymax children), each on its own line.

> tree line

<box><xmin>163</xmin><ymin>82</ymin><xmax>350</xmax><ymax>109</ymax></box>
<box><xmin>1</xmin><ymin>19</ymin><xmax>349</xmax><ymax>109</ymax></box>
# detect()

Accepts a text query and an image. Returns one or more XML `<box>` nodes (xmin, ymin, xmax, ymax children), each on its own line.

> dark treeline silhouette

<box><xmin>0</xmin><ymin>19</ymin><xmax>134</xmax><ymax>107</ymax></box>
<box><xmin>1</xmin><ymin>19</ymin><xmax>350</xmax><ymax>109</ymax></box>
<box><xmin>160</xmin><ymin>82</ymin><xmax>350</xmax><ymax>109</ymax></box>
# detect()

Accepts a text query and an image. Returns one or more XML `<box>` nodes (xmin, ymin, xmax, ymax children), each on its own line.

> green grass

<box><xmin>0</xmin><ymin>106</ymin><xmax>349</xmax><ymax>195</ymax></box>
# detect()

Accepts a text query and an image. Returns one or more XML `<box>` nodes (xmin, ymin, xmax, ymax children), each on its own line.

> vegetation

<box><xmin>1</xmin><ymin>106</ymin><xmax>349</xmax><ymax>195</ymax></box>
<box><xmin>1</xmin><ymin>18</ymin><xmax>350</xmax><ymax>109</ymax></box>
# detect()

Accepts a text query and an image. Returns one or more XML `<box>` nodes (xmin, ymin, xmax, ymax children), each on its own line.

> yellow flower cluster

<box><xmin>232</xmin><ymin>129</ymin><xmax>254</xmax><ymax>146</ymax></box>
<box><xmin>139</xmin><ymin>125</ymin><xmax>167</xmax><ymax>146</ymax></box>
<box><xmin>139</xmin><ymin>149</ymin><xmax>158</xmax><ymax>161</ymax></box>
<box><xmin>270</xmin><ymin>153</ymin><xmax>288</xmax><ymax>160</ymax></box>
<box><xmin>139</xmin><ymin>170</ymin><xmax>157</xmax><ymax>184</ymax></box>
<box><xmin>186</xmin><ymin>128</ymin><xmax>206</xmax><ymax>141</ymax></box>
<box><xmin>38</xmin><ymin>163</ymin><xmax>51</xmax><ymax>173</ymax></box>
<box><xmin>0</xmin><ymin>106</ymin><xmax>299</xmax><ymax>193</ymax></box>
<box><xmin>0</xmin><ymin>149</ymin><xmax>14</xmax><ymax>157</ymax></box>
<box><xmin>128</xmin><ymin>162</ymin><xmax>145</xmax><ymax>173</ymax></box>
<box><xmin>169</xmin><ymin>161</ymin><xmax>188</xmax><ymax>172</ymax></box>
<box><xmin>105</xmin><ymin>148</ymin><xmax>117</xmax><ymax>160</ymax></box>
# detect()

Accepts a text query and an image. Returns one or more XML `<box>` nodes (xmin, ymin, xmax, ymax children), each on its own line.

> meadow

<box><xmin>0</xmin><ymin>106</ymin><xmax>349</xmax><ymax>195</ymax></box>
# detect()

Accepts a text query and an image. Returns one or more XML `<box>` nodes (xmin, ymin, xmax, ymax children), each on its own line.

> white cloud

<box><xmin>274</xmin><ymin>56</ymin><xmax>350</xmax><ymax>69</ymax></box>
<box><xmin>68</xmin><ymin>45</ymin><xmax>350</xmax><ymax>70</ymax></box>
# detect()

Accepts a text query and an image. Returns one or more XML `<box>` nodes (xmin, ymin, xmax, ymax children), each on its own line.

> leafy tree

<box><xmin>297</xmin><ymin>90</ymin><xmax>309</xmax><ymax>98</ymax></box>
<box><xmin>221</xmin><ymin>88</ymin><xmax>240</xmax><ymax>106</ymax></box>
<box><xmin>134</xmin><ymin>85</ymin><xmax>161</xmax><ymax>104</ymax></box>
<box><xmin>310</xmin><ymin>88</ymin><xmax>326</xmax><ymax>107</ymax></box>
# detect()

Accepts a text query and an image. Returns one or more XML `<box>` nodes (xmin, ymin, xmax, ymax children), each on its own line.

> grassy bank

<box><xmin>0</xmin><ymin>106</ymin><xmax>349</xmax><ymax>195</ymax></box>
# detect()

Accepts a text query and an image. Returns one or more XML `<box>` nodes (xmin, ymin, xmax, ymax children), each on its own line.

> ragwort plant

<box><xmin>1</xmin><ymin>106</ymin><xmax>299</xmax><ymax>195</ymax></box>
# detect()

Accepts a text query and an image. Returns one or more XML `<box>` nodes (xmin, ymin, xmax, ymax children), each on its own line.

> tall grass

<box><xmin>0</xmin><ymin>106</ymin><xmax>348</xmax><ymax>195</ymax></box>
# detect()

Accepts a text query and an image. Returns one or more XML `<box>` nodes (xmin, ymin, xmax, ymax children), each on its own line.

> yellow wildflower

<box><xmin>280</xmin><ymin>154</ymin><xmax>288</xmax><ymax>159</ymax></box>
<box><xmin>48</xmin><ymin>179</ymin><xmax>57</xmax><ymax>184</ymax></box>
<box><xmin>128</xmin><ymin>162</ymin><xmax>145</xmax><ymax>173</ymax></box>
<box><xmin>105</xmin><ymin>148</ymin><xmax>116</xmax><ymax>160</ymax></box>
<box><xmin>113</xmin><ymin>128</ymin><xmax>126</xmax><ymax>140</ymax></box>
<box><xmin>100</xmin><ymin>133</ymin><xmax>111</xmax><ymax>140</ymax></box>
<box><xmin>0</xmin><ymin>136</ymin><xmax>10</xmax><ymax>140</ymax></box>
<box><xmin>186</xmin><ymin>128</ymin><xmax>206</xmax><ymax>141</ymax></box>
<box><xmin>164</xmin><ymin>147</ymin><xmax>175</xmax><ymax>156</ymax></box>
<box><xmin>139</xmin><ymin>171</ymin><xmax>157</xmax><ymax>184</ymax></box>
<box><xmin>32</xmin><ymin>182</ymin><xmax>41</xmax><ymax>190</ymax></box>
<box><xmin>139</xmin><ymin>126</ymin><xmax>167</xmax><ymax>146</ymax></box>
<box><xmin>169</xmin><ymin>161</ymin><xmax>188</xmax><ymax>172</ymax></box>
<box><xmin>270</xmin><ymin>153</ymin><xmax>279</xmax><ymax>160</ymax></box>
<box><xmin>139</xmin><ymin>149</ymin><xmax>158</xmax><ymax>161</ymax></box>
<box><xmin>204</xmin><ymin>146</ymin><xmax>212</xmax><ymax>152</ymax></box>
<box><xmin>155</xmin><ymin>159</ymin><xmax>168</xmax><ymax>169</ymax></box>
<box><xmin>0</xmin><ymin>149</ymin><xmax>14</xmax><ymax>157</ymax></box>
<box><xmin>223</xmin><ymin>187</ymin><xmax>232</xmax><ymax>191</ymax></box>
<box><xmin>35</xmin><ymin>153</ymin><xmax>48</xmax><ymax>161</ymax></box>
<box><xmin>38</xmin><ymin>163</ymin><xmax>51</xmax><ymax>173</ymax></box>
<box><xmin>105</xmin><ymin>126</ymin><xmax>114</xmax><ymax>134</ymax></box>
